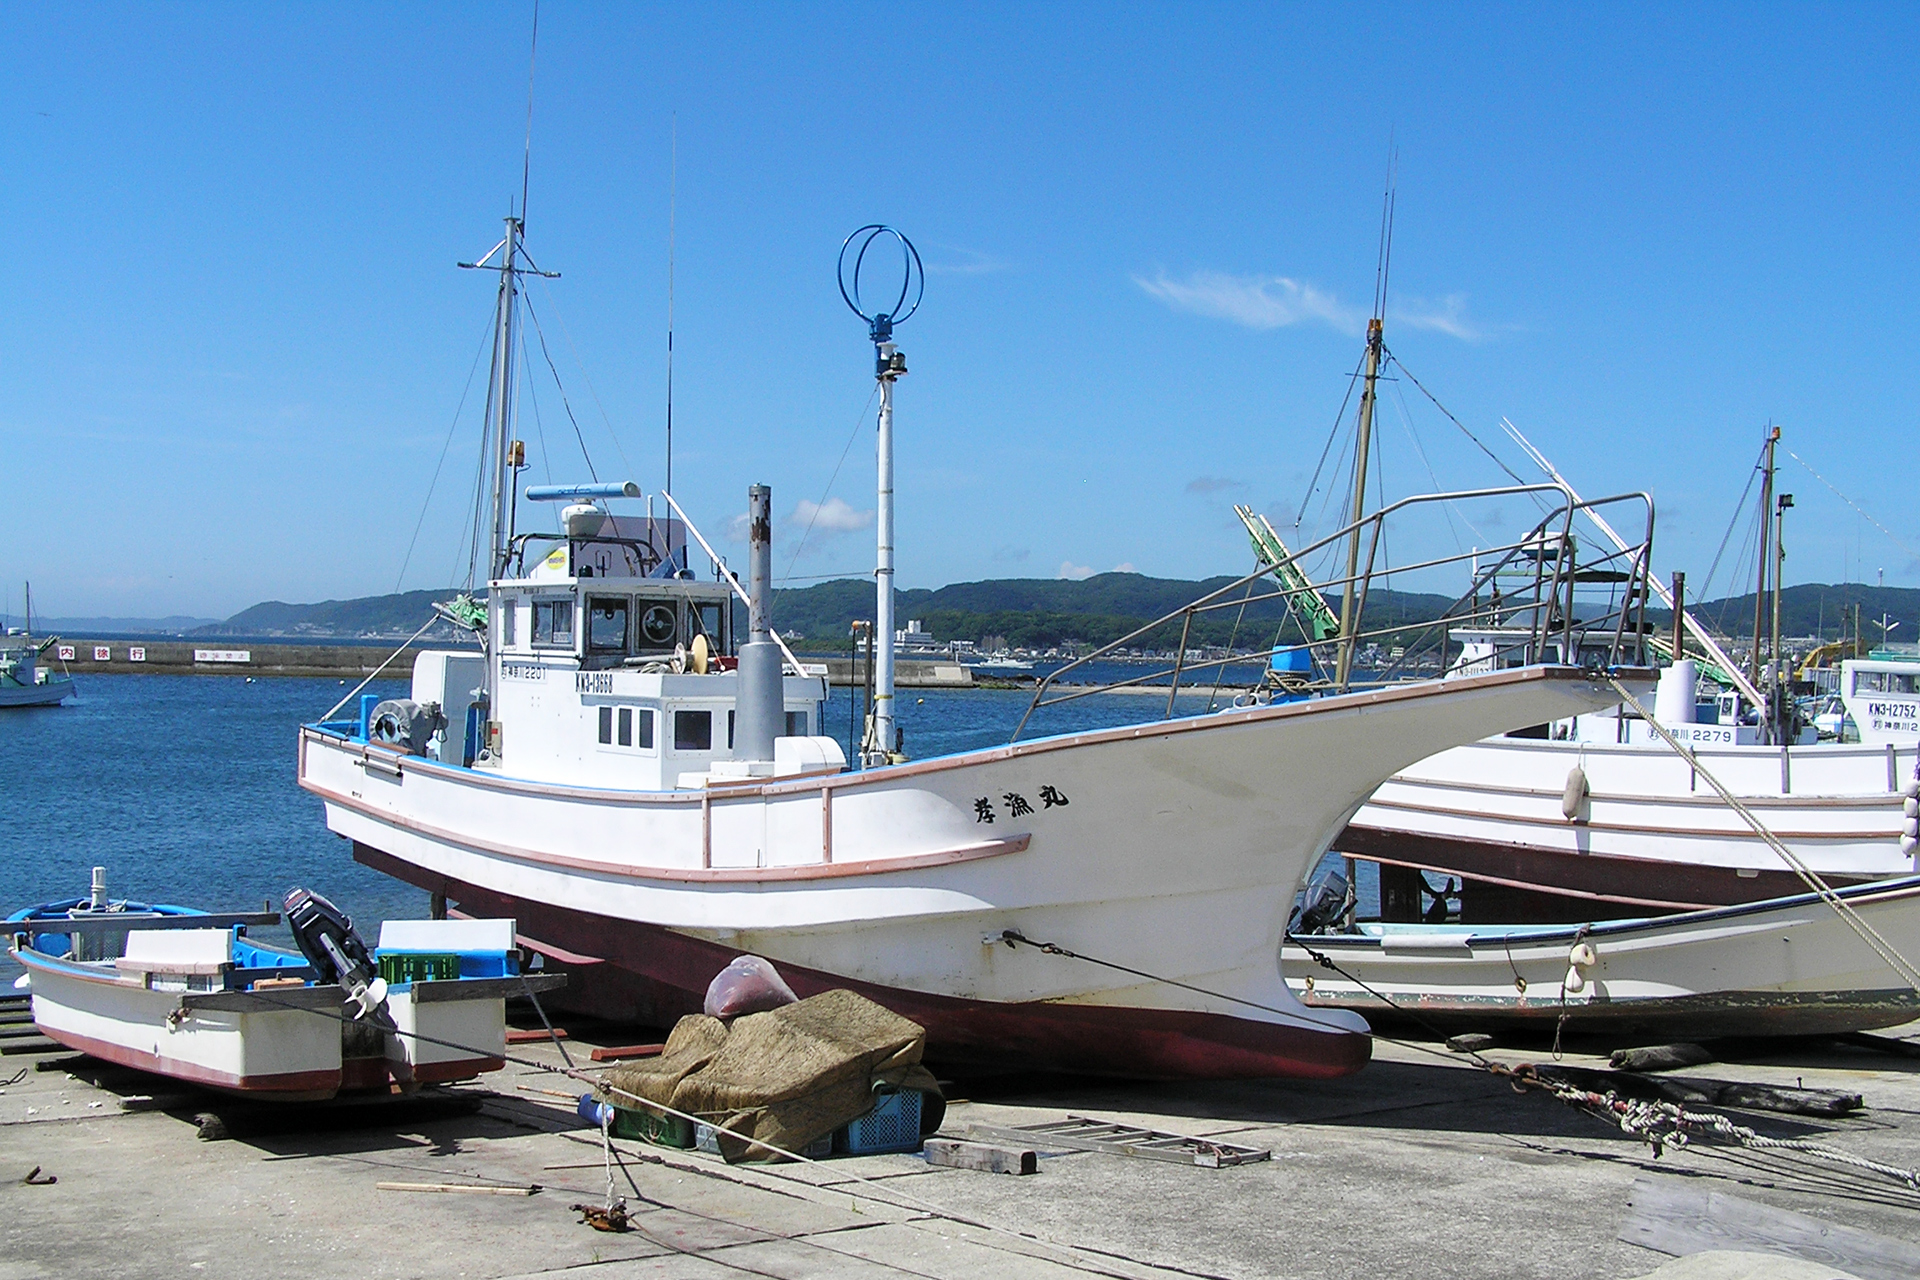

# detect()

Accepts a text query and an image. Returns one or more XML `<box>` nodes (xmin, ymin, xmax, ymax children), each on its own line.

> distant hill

<box><xmin>194</xmin><ymin>577</ymin><xmax>1920</xmax><ymax>652</ymax></box>
<box><xmin>197</xmin><ymin>589</ymin><xmax>471</xmax><ymax>640</ymax></box>
<box><xmin>1665</xmin><ymin>583</ymin><xmax>1920</xmax><ymax>641</ymax></box>
<box><xmin>28</xmin><ymin>615</ymin><xmax>222</xmax><ymax>635</ymax></box>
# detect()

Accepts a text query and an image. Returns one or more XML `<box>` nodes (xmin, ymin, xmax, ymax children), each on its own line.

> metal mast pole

<box><xmin>870</xmin><ymin>346</ymin><xmax>902</xmax><ymax>765</ymax></box>
<box><xmin>487</xmin><ymin>216</ymin><xmax>522</xmax><ymax>582</ymax></box>
<box><xmin>1774</xmin><ymin>490</ymin><xmax>1793</xmax><ymax>740</ymax></box>
<box><xmin>1749</xmin><ymin>426</ymin><xmax>1778</xmax><ymax>705</ymax></box>
<box><xmin>1336</xmin><ymin>316</ymin><xmax>1384</xmax><ymax>689</ymax></box>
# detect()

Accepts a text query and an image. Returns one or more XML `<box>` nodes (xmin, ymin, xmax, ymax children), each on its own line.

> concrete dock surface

<box><xmin>5</xmin><ymin>1018</ymin><xmax>1920</xmax><ymax>1280</ymax></box>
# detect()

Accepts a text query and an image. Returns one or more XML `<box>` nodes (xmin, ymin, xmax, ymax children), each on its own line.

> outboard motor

<box><xmin>1288</xmin><ymin>866</ymin><xmax>1351</xmax><ymax>936</ymax></box>
<box><xmin>285</xmin><ymin>888</ymin><xmax>388</xmax><ymax>1019</ymax></box>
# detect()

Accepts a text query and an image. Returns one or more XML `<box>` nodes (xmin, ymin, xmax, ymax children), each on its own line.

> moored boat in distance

<box><xmin>0</xmin><ymin>584</ymin><xmax>75</xmax><ymax>708</ymax></box>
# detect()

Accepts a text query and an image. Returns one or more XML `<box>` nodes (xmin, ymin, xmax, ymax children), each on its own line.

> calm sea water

<box><xmin>2</xmin><ymin>672</ymin><xmax>1360</xmax><ymax>980</ymax></box>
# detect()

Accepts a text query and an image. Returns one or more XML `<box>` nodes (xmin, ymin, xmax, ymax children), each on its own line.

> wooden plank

<box><xmin>1619</xmin><ymin>1177</ymin><xmax>1920</xmax><ymax>1280</ymax></box>
<box><xmin>409</xmin><ymin>973</ymin><xmax>567</xmax><ymax>1004</ymax></box>
<box><xmin>589</xmin><ymin>1043</ymin><xmax>665</xmax><ymax>1063</ymax></box>
<box><xmin>924</xmin><ymin>1138</ymin><xmax>1037</xmax><ymax>1175</ymax></box>
<box><xmin>376</xmin><ymin>1181</ymin><xmax>541</xmax><ymax>1196</ymax></box>
<box><xmin>505</xmin><ymin>1027</ymin><xmax>566</xmax><ymax>1044</ymax></box>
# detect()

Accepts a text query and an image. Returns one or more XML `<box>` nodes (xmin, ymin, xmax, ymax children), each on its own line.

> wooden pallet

<box><xmin>966</xmin><ymin>1115</ymin><xmax>1270</xmax><ymax>1168</ymax></box>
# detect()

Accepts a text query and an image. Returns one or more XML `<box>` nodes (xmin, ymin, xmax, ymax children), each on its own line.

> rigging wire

<box><xmin>1386</xmin><ymin>353</ymin><xmax>1534</xmax><ymax>490</ymax></box>
<box><xmin>1293</xmin><ymin>352</ymin><xmax>1368</xmax><ymax>530</ymax></box>
<box><xmin>520</xmin><ymin>288</ymin><xmax>599</xmax><ymax>482</ymax></box>
<box><xmin>394</xmin><ymin>313</ymin><xmax>498</xmax><ymax>593</ymax></box>
<box><xmin>531</xmin><ymin>276</ymin><xmax>638</xmax><ymax>482</ymax></box>
<box><xmin>1788</xmin><ymin>449</ymin><xmax>1920</xmax><ymax>569</ymax></box>
<box><xmin>779</xmin><ymin>384</ymin><xmax>881</xmax><ymax>585</ymax></box>
<box><xmin>519</xmin><ymin>330</ymin><xmax>556</xmax><ymax>485</ymax></box>
<box><xmin>1698</xmin><ymin>438</ymin><xmax>1769</xmax><ymax>602</ymax></box>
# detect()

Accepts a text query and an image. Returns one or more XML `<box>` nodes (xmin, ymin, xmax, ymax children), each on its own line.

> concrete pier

<box><xmin>6</xmin><ymin>1007</ymin><xmax>1919</xmax><ymax>1279</ymax></box>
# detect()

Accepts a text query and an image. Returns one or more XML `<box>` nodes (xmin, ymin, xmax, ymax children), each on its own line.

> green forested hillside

<box><xmin>198</xmin><ymin>577</ymin><xmax>1920</xmax><ymax>651</ymax></box>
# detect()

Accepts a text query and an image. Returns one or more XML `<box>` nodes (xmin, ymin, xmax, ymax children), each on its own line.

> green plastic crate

<box><xmin>614</xmin><ymin>1105</ymin><xmax>694</xmax><ymax>1149</ymax></box>
<box><xmin>378</xmin><ymin>953</ymin><xmax>460</xmax><ymax>983</ymax></box>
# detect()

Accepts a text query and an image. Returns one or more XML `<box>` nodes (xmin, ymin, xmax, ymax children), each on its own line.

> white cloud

<box><xmin>923</xmin><ymin>244</ymin><xmax>1010</xmax><ymax>276</ymax></box>
<box><xmin>1391</xmin><ymin>294</ymin><xmax>1484</xmax><ymax>341</ymax></box>
<box><xmin>791</xmin><ymin>497</ymin><xmax>874</xmax><ymax>533</ymax></box>
<box><xmin>1135</xmin><ymin>270</ymin><xmax>1363</xmax><ymax>334</ymax></box>
<box><xmin>1138</xmin><ymin>270</ymin><xmax>1492</xmax><ymax>342</ymax></box>
<box><xmin>723</xmin><ymin>513</ymin><xmax>751</xmax><ymax>543</ymax></box>
<box><xmin>1114</xmin><ymin>562</ymin><xmax>1137</xmax><ymax>573</ymax></box>
<box><xmin>1058</xmin><ymin>561</ymin><xmax>1095</xmax><ymax>581</ymax></box>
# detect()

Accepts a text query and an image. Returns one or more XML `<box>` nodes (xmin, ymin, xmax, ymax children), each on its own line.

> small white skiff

<box><xmin>7</xmin><ymin>879</ymin><xmax>560</xmax><ymax>1098</ymax></box>
<box><xmin>1282</xmin><ymin>874</ymin><xmax>1920</xmax><ymax>1039</ymax></box>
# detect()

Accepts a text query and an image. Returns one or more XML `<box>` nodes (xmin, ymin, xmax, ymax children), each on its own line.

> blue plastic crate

<box><xmin>833</xmin><ymin>1089</ymin><xmax>924</xmax><ymax>1155</ymax></box>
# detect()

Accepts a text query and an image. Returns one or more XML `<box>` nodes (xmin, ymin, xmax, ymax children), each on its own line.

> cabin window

<box><xmin>693</xmin><ymin>602</ymin><xmax>725</xmax><ymax>651</ymax></box>
<box><xmin>533</xmin><ymin>600</ymin><xmax>575</xmax><ymax>648</ymax></box>
<box><xmin>499</xmin><ymin>600</ymin><xmax>516</xmax><ymax>647</ymax></box>
<box><xmin>1857</xmin><ymin>671</ymin><xmax>1918</xmax><ymax>696</ymax></box>
<box><xmin>637</xmin><ymin>600</ymin><xmax>679</xmax><ymax>650</ymax></box>
<box><xmin>674</xmin><ymin>710</ymin><xmax>712</xmax><ymax>751</ymax></box>
<box><xmin>634</xmin><ymin>708</ymin><xmax>655</xmax><ymax>748</ymax></box>
<box><xmin>786</xmin><ymin>711</ymin><xmax>808</xmax><ymax>736</ymax></box>
<box><xmin>617</xmin><ymin>706</ymin><xmax>633</xmax><ymax>746</ymax></box>
<box><xmin>588</xmin><ymin>597</ymin><xmax>629</xmax><ymax>654</ymax></box>
<box><xmin>598</xmin><ymin>707</ymin><xmax>612</xmax><ymax>744</ymax></box>
<box><xmin>727</xmin><ymin>709</ymin><xmax>734</xmax><ymax>748</ymax></box>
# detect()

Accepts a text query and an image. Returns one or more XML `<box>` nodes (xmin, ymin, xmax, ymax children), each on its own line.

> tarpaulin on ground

<box><xmin>604</xmin><ymin>988</ymin><xmax>944</xmax><ymax>1162</ymax></box>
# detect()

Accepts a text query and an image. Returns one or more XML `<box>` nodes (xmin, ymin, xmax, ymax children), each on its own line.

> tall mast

<box><xmin>1335</xmin><ymin>316</ymin><xmax>1384</xmax><ymax>688</ymax></box>
<box><xmin>487</xmin><ymin>216</ymin><xmax>522</xmax><ymax>582</ymax></box>
<box><xmin>461</xmin><ymin>214</ymin><xmax>556</xmax><ymax>583</ymax></box>
<box><xmin>1748</xmin><ymin>425</ymin><xmax>1779</xmax><ymax>699</ymax></box>
<box><xmin>1335</xmin><ymin>169</ymin><xmax>1395</xmax><ymax>690</ymax></box>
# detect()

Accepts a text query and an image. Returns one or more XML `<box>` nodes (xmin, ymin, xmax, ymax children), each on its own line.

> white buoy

<box><xmin>1561</xmin><ymin>766</ymin><xmax>1591</xmax><ymax>822</ymax></box>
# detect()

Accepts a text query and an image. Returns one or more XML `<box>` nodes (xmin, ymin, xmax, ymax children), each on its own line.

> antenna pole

<box><xmin>665</xmin><ymin>115</ymin><xmax>676</xmax><ymax>499</ymax></box>
<box><xmin>1749</xmin><ymin>425</ymin><xmax>1779</xmax><ymax>706</ymax></box>
<box><xmin>838</xmin><ymin>226</ymin><xmax>923</xmax><ymax>768</ymax></box>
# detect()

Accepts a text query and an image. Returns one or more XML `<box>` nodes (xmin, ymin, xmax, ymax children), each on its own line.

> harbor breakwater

<box><xmin>42</xmin><ymin>639</ymin><xmax>975</xmax><ymax>687</ymax></box>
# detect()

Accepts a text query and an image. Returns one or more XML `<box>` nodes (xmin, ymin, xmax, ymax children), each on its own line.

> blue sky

<box><xmin>4</xmin><ymin>3</ymin><xmax>1918</xmax><ymax>620</ymax></box>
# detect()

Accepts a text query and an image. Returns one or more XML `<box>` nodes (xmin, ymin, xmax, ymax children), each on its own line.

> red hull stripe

<box><xmin>355</xmin><ymin>843</ymin><xmax>1369</xmax><ymax>1082</ymax></box>
<box><xmin>37</xmin><ymin>1025</ymin><xmax>342</xmax><ymax>1100</ymax></box>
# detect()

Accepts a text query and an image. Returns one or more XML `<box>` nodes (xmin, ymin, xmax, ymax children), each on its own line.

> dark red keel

<box><xmin>354</xmin><ymin>843</ymin><xmax>1370</xmax><ymax>1081</ymax></box>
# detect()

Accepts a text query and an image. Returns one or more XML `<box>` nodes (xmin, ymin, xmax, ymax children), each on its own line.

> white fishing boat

<box><xmin>6</xmin><ymin>873</ymin><xmax>558</xmax><ymax>1097</ymax></box>
<box><xmin>1334</xmin><ymin>429</ymin><xmax>1920</xmax><ymax>918</ymax></box>
<box><xmin>297</xmin><ymin>214</ymin><xmax>1655</xmax><ymax>1080</ymax></box>
<box><xmin>1282</xmin><ymin>874</ymin><xmax>1920</xmax><ymax>1039</ymax></box>
<box><xmin>0</xmin><ymin>584</ymin><xmax>74</xmax><ymax>708</ymax></box>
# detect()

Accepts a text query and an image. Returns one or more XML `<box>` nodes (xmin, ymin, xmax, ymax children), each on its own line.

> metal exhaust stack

<box><xmin>734</xmin><ymin>484</ymin><xmax>784</xmax><ymax>762</ymax></box>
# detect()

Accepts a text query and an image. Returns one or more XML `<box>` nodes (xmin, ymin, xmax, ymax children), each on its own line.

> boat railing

<box><xmin>1011</xmin><ymin>484</ymin><xmax>1655</xmax><ymax>742</ymax></box>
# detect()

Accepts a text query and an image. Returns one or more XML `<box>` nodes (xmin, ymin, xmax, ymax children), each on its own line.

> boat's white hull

<box><xmin>14</xmin><ymin>952</ymin><xmax>345</xmax><ymax>1097</ymax></box>
<box><xmin>1282</xmin><ymin>875</ymin><xmax>1920</xmax><ymax>1038</ymax></box>
<box><xmin>0</xmin><ymin>675</ymin><xmax>74</xmax><ymax>708</ymax></box>
<box><xmin>302</xmin><ymin>665</ymin><xmax>1641</xmax><ymax>1078</ymax></box>
<box><xmin>1342</xmin><ymin>735</ymin><xmax>1919</xmax><ymax>909</ymax></box>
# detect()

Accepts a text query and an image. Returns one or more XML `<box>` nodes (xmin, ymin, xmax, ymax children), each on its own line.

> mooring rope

<box><xmin>319</xmin><ymin>613</ymin><xmax>445</xmax><ymax>722</ymax></box>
